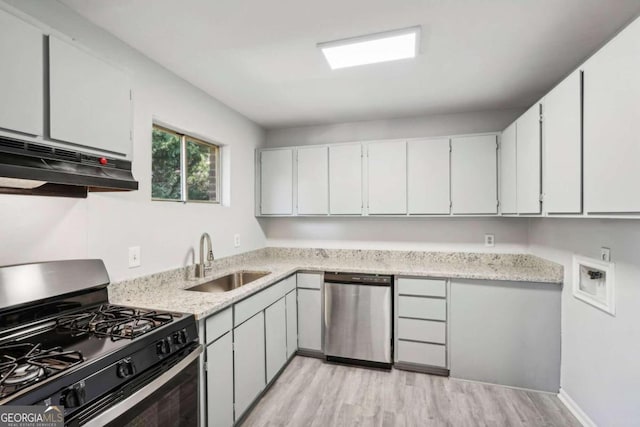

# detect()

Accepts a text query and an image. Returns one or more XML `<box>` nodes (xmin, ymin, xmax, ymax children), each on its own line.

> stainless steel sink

<box><xmin>185</xmin><ymin>271</ymin><xmax>271</xmax><ymax>293</ymax></box>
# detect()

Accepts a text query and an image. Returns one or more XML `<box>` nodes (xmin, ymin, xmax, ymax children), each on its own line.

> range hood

<box><xmin>0</xmin><ymin>135</ymin><xmax>138</xmax><ymax>198</ymax></box>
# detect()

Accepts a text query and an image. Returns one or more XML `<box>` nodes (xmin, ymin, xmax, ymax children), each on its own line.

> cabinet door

<box><xmin>265</xmin><ymin>298</ymin><xmax>287</xmax><ymax>383</ymax></box>
<box><xmin>449</xmin><ymin>280</ymin><xmax>561</xmax><ymax>392</ymax></box>
<box><xmin>329</xmin><ymin>144</ymin><xmax>362</xmax><ymax>214</ymax></box>
<box><xmin>206</xmin><ymin>332</ymin><xmax>233</xmax><ymax>427</ymax></box>
<box><xmin>233</xmin><ymin>312</ymin><xmax>265</xmax><ymax>419</ymax></box>
<box><xmin>260</xmin><ymin>149</ymin><xmax>293</xmax><ymax>215</ymax></box>
<box><xmin>500</xmin><ymin>123</ymin><xmax>517</xmax><ymax>214</ymax></box>
<box><xmin>451</xmin><ymin>135</ymin><xmax>498</xmax><ymax>214</ymax></box>
<box><xmin>0</xmin><ymin>9</ymin><xmax>43</xmax><ymax>136</ymax></box>
<box><xmin>297</xmin><ymin>146</ymin><xmax>328</xmax><ymax>215</ymax></box>
<box><xmin>583</xmin><ymin>18</ymin><xmax>640</xmax><ymax>213</ymax></box>
<box><xmin>544</xmin><ymin>70</ymin><xmax>582</xmax><ymax>214</ymax></box>
<box><xmin>286</xmin><ymin>290</ymin><xmax>298</xmax><ymax>358</ymax></box>
<box><xmin>297</xmin><ymin>289</ymin><xmax>321</xmax><ymax>351</ymax></box>
<box><xmin>407</xmin><ymin>138</ymin><xmax>450</xmax><ymax>214</ymax></box>
<box><xmin>367</xmin><ymin>140</ymin><xmax>407</xmax><ymax>214</ymax></box>
<box><xmin>49</xmin><ymin>37</ymin><xmax>131</xmax><ymax>156</ymax></box>
<box><xmin>516</xmin><ymin>104</ymin><xmax>542</xmax><ymax>214</ymax></box>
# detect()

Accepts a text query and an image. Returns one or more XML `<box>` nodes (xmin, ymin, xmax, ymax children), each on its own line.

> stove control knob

<box><xmin>173</xmin><ymin>329</ymin><xmax>188</xmax><ymax>345</ymax></box>
<box><xmin>60</xmin><ymin>382</ymin><xmax>86</xmax><ymax>408</ymax></box>
<box><xmin>116</xmin><ymin>358</ymin><xmax>136</xmax><ymax>378</ymax></box>
<box><xmin>156</xmin><ymin>338</ymin><xmax>171</xmax><ymax>356</ymax></box>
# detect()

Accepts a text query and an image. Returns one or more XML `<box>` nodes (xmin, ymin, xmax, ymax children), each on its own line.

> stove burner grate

<box><xmin>0</xmin><ymin>343</ymin><xmax>83</xmax><ymax>399</ymax></box>
<box><xmin>56</xmin><ymin>304</ymin><xmax>174</xmax><ymax>340</ymax></box>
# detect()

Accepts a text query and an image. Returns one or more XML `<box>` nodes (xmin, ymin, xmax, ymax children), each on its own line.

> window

<box><xmin>152</xmin><ymin>125</ymin><xmax>220</xmax><ymax>203</ymax></box>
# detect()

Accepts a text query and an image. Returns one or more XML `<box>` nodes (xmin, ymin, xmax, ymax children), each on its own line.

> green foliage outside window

<box><xmin>151</xmin><ymin>125</ymin><xmax>219</xmax><ymax>202</ymax></box>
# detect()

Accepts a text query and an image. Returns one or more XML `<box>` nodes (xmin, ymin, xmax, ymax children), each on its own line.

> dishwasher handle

<box><xmin>324</xmin><ymin>272</ymin><xmax>392</xmax><ymax>286</ymax></box>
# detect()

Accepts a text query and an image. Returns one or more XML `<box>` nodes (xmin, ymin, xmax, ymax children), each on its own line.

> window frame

<box><xmin>151</xmin><ymin>124</ymin><xmax>221</xmax><ymax>204</ymax></box>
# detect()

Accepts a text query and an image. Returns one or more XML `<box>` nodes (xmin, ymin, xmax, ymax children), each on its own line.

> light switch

<box><xmin>128</xmin><ymin>246</ymin><xmax>141</xmax><ymax>268</ymax></box>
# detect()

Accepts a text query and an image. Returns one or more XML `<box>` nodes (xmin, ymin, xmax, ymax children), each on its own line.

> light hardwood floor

<box><xmin>241</xmin><ymin>356</ymin><xmax>580</xmax><ymax>427</ymax></box>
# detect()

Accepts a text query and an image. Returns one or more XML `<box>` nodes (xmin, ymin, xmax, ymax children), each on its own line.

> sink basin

<box><xmin>185</xmin><ymin>271</ymin><xmax>271</xmax><ymax>293</ymax></box>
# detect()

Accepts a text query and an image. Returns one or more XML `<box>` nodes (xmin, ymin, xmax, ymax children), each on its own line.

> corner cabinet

<box><xmin>0</xmin><ymin>8</ymin><xmax>43</xmax><ymax>136</ymax></box>
<box><xmin>449</xmin><ymin>279</ymin><xmax>561</xmax><ymax>392</ymax></box>
<box><xmin>450</xmin><ymin>135</ymin><xmax>498</xmax><ymax>215</ymax></box>
<box><xmin>49</xmin><ymin>36</ymin><xmax>132</xmax><ymax>156</ymax></box>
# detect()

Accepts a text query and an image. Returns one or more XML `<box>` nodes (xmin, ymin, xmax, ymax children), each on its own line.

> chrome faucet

<box><xmin>196</xmin><ymin>232</ymin><xmax>214</xmax><ymax>278</ymax></box>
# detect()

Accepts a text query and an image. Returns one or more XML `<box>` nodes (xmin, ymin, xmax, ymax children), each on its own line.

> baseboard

<box><xmin>296</xmin><ymin>348</ymin><xmax>324</xmax><ymax>359</ymax></box>
<box><xmin>558</xmin><ymin>388</ymin><xmax>597</xmax><ymax>427</ymax></box>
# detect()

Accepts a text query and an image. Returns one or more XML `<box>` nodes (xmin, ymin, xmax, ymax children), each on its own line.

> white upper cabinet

<box><xmin>329</xmin><ymin>143</ymin><xmax>362</xmax><ymax>215</ymax></box>
<box><xmin>367</xmin><ymin>140</ymin><xmax>407</xmax><ymax>214</ymax></box>
<box><xmin>0</xmin><ymin>9</ymin><xmax>43</xmax><ymax>136</ymax></box>
<box><xmin>544</xmin><ymin>70</ymin><xmax>582</xmax><ymax>214</ymax></box>
<box><xmin>49</xmin><ymin>37</ymin><xmax>132</xmax><ymax>156</ymax></box>
<box><xmin>500</xmin><ymin>124</ymin><xmax>517</xmax><ymax>214</ymax></box>
<box><xmin>583</xmin><ymin>18</ymin><xmax>640</xmax><ymax>213</ymax></box>
<box><xmin>516</xmin><ymin>104</ymin><xmax>542</xmax><ymax>214</ymax></box>
<box><xmin>407</xmin><ymin>138</ymin><xmax>451</xmax><ymax>214</ymax></box>
<box><xmin>260</xmin><ymin>149</ymin><xmax>293</xmax><ymax>215</ymax></box>
<box><xmin>297</xmin><ymin>146</ymin><xmax>328</xmax><ymax>215</ymax></box>
<box><xmin>451</xmin><ymin>135</ymin><xmax>498</xmax><ymax>214</ymax></box>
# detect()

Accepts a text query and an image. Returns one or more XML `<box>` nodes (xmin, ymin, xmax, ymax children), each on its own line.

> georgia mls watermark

<box><xmin>0</xmin><ymin>406</ymin><xmax>64</xmax><ymax>427</ymax></box>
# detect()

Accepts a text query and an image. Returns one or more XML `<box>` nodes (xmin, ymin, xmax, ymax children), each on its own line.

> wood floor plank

<box><xmin>240</xmin><ymin>356</ymin><xmax>579</xmax><ymax>427</ymax></box>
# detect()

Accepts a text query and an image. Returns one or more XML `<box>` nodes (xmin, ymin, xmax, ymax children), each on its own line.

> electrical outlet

<box><xmin>234</xmin><ymin>234</ymin><xmax>240</xmax><ymax>248</ymax></box>
<box><xmin>484</xmin><ymin>234</ymin><xmax>495</xmax><ymax>247</ymax></box>
<box><xmin>600</xmin><ymin>247</ymin><xmax>611</xmax><ymax>262</ymax></box>
<box><xmin>128</xmin><ymin>246</ymin><xmax>141</xmax><ymax>268</ymax></box>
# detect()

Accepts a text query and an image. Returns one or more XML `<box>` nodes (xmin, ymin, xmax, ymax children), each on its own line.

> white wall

<box><xmin>528</xmin><ymin>218</ymin><xmax>640</xmax><ymax>427</ymax></box>
<box><xmin>0</xmin><ymin>1</ymin><xmax>266</xmax><ymax>280</ymax></box>
<box><xmin>265</xmin><ymin>109</ymin><xmax>523</xmax><ymax>147</ymax></box>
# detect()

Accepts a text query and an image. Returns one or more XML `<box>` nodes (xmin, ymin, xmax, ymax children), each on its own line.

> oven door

<box><xmin>79</xmin><ymin>344</ymin><xmax>202</xmax><ymax>427</ymax></box>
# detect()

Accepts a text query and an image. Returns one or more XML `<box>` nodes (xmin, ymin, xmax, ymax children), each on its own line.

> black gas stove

<box><xmin>0</xmin><ymin>259</ymin><xmax>201</xmax><ymax>427</ymax></box>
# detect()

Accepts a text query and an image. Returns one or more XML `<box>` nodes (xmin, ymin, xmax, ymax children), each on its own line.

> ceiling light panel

<box><xmin>318</xmin><ymin>26</ymin><xmax>420</xmax><ymax>70</ymax></box>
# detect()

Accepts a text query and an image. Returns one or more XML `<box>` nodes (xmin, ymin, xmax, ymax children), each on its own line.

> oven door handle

<box><xmin>83</xmin><ymin>344</ymin><xmax>203</xmax><ymax>427</ymax></box>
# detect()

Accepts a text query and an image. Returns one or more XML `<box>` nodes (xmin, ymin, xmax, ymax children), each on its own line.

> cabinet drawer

<box><xmin>397</xmin><ymin>340</ymin><xmax>446</xmax><ymax>367</ymax></box>
<box><xmin>205</xmin><ymin>307</ymin><xmax>232</xmax><ymax>344</ymax></box>
<box><xmin>297</xmin><ymin>272</ymin><xmax>322</xmax><ymax>289</ymax></box>
<box><xmin>234</xmin><ymin>279</ymin><xmax>288</xmax><ymax>326</ymax></box>
<box><xmin>398</xmin><ymin>296</ymin><xmax>446</xmax><ymax>321</ymax></box>
<box><xmin>398</xmin><ymin>318</ymin><xmax>446</xmax><ymax>344</ymax></box>
<box><xmin>397</xmin><ymin>278</ymin><xmax>446</xmax><ymax>297</ymax></box>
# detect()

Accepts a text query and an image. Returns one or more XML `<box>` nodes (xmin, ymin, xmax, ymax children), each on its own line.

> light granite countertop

<box><xmin>108</xmin><ymin>248</ymin><xmax>563</xmax><ymax>319</ymax></box>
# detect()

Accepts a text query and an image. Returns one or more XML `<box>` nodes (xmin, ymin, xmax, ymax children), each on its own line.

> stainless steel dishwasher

<box><xmin>323</xmin><ymin>272</ymin><xmax>392</xmax><ymax>368</ymax></box>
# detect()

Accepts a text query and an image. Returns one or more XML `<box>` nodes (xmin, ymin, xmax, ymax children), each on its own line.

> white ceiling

<box><xmin>59</xmin><ymin>0</ymin><xmax>640</xmax><ymax>129</ymax></box>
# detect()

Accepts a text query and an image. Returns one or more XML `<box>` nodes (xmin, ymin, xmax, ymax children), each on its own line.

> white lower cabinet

<box><xmin>265</xmin><ymin>298</ymin><xmax>287</xmax><ymax>383</ymax></box>
<box><xmin>286</xmin><ymin>290</ymin><xmax>298</xmax><ymax>358</ymax></box>
<box><xmin>206</xmin><ymin>332</ymin><xmax>234</xmax><ymax>427</ymax></box>
<box><xmin>449</xmin><ymin>280</ymin><xmax>561</xmax><ymax>392</ymax></box>
<box><xmin>395</xmin><ymin>277</ymin><xmax>448</xmax><ymax>373</ymax></box>
<box><xmin>233</xmin><ymin>312</ymin><xmax>266</xmax><ymax>419</ymax></box>
<box><xmin>297</xmin><ymin>288</ymin><xmax>322</xmax><ymax>352</ymax></box>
